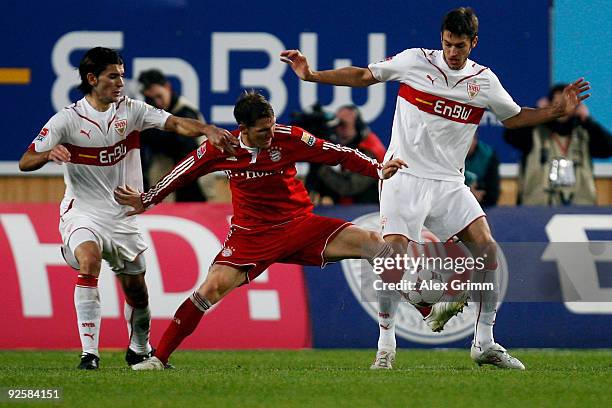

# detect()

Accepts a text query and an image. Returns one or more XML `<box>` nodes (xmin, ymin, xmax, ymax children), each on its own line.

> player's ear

<box><xmin>238</xmin><ymin>123</ymin><xmax>247</xmax><ymax>133</ymax></box>
<box><xmin>87</xmin><ymin>72</ymin><xmax>97</xmax><ymax>87</ymax></box>
<box><xmin>471</xmin><ymin>35</ymin><xmax>478</xmax><ymax>50</ymax></box>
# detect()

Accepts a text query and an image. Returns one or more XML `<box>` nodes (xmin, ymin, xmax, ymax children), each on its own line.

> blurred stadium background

<box><xmin>1</xmin><ymin>0</ymin><xmax>611</xmax><ymax>406</ymax></box>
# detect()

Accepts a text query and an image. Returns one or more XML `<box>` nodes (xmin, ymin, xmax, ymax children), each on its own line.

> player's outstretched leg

<box><xmin>70</xmin><ymin>240</ymin><xmax>103</xmax><ymax>370</ymax></box>
<box><xmin>117</xmin><ymin>259</ymin><xmax>154</xmax><ymax>366</ymax></box>
<box><xmin>131</xmin><ymin>264</ymin><xmax>247</xmax><ymax>371</ymax></box>
<box><xmin>458</xmin><ymin>218</ymin><xmax>525</xmax><ymax>370</ymax></box>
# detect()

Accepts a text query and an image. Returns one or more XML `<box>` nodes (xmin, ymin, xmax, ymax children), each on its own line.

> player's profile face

<box><xmin>92</xmin><ymin>64</ymin><xmax>125</xmax><ymax>104</ymax></box>
<box><xmin>244</xmin><ymin>116</ymin><xmax>276</xmax><ymax>149</ymax></box>
<box><xmin>441</xmin><ymin>31</ymin><xmax>476</xmax><ymax>70</ymax></box>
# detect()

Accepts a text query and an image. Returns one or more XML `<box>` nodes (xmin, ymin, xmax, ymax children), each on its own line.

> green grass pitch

<box><xmin>1</xmin><ymin>349</ymin><xmax>611</xmax><ymax>407</ymax></box>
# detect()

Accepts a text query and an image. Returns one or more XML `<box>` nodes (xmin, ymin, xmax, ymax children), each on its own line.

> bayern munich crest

<box><xmin>269</xmin><ymin>146</ymin><xmax>282</xmax><ymax>162</ymax></box>
<box><xmin>221</xmin><ymin>246</ymin><xmax>234</xmax><ymax>257</ymax></box>
<box><xmin>341</xmin><ymin>212</ymin><xmax>508</xmax><ymax>345</ymax></box>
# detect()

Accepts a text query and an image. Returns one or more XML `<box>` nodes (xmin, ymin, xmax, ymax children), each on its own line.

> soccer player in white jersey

<box><xmin>19</xmin><ymin>47</ymin><xmax>236</xmax><ymax>369</ymax></box>
<box><xmin>281</xmin><ymin>7</ymin><xmax>590</xmax><ymax>370</ymax></box>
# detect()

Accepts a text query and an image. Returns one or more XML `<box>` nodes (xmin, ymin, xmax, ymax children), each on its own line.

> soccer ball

<box><xmin>404</xmin><ymin>268</ymin><xmax>445</xmax><ymax>307</ymax></box>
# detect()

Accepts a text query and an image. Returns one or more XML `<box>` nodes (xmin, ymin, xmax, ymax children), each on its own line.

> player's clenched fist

<box><xmin>114</xmin><ymin>185</ymin><xmax>145</xmax><ymax>216</ymax></box>
<box><xmin>47</xmin><ymin>145</ymin><xmax>71</xmax><ymax>164</ymax></box>
<box><xmin>381</xmin><ymin>158</ymin><xmax>408</xmax><ymax>179</ymax></box>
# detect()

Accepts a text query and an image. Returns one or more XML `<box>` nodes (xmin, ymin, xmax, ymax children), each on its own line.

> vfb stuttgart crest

<box><xmin>269</xmin><ymin>146</ymin><xmax>282</xmax><ymax>162</ymax></box>
<box><xmin>467</xmin><ymin>81</ymin><xmax>480</xmax><ymax>100</ymax></box>
<box><xmin>341</xmin><ymin>212</ymin><xmax>508</xmax><ymax>345</ymax></box>
<box><xmin>114</xmin><ymin>119</ymin><xmax>127</xmax><ymax>136</ymax></box>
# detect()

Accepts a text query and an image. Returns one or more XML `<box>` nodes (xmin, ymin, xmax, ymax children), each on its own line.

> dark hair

<box><xmin>233</xmin><ymin>91</ymin><xmax>275</xmax><ymax>127</ymax></box>
<box><xmin>77</xmin><ymin>47</ymin><xmax>124</xmax><ymax>94</ymax></box>
<box><xmin>138</xmin><ymin>69</ymin><xmax>168</xmax><ymax>91</ymax></box>
<box><xmin>548</xmin><ymin>83</ymin><xmax>568</xmax><ymax>101</ymax></box>
<box><xmin>441</xmin><ymin>7</ymin><xmax>479</xmax><ymax>40</ymax></box>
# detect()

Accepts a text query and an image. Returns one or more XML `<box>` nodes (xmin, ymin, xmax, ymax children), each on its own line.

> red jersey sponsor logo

<box><xmin>398</xmin><ymin>84</ymin><xmax>485</xmax><ymax>125</ymax></box>
<box><xmin>114</xmin><ymin>119</ymin><xmax>127</xmax><ymax>136</ymax></box>
<box><xmin>467</xmin><ymin>81</ymin><xmax>480</xmax><ymax>100</ymax></box>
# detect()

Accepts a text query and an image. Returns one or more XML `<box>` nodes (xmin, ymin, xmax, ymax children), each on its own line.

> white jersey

<box><xmin>30</xmin><ymin>96</ymin><xmax>170</xmax><ymax>228</ymax></box>
<box><xmin>369</xmin><ymin>48</ymin><xmax>521</xmax><ymax>181</ymax></box>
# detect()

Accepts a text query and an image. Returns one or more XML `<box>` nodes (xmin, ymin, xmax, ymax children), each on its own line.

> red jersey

<box><xmin>142</xmin><ymin>124</ymin><xmax>383</xmax><ymax>227</ymax></box>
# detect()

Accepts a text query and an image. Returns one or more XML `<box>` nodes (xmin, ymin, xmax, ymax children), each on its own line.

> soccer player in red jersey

<box><xmin>114</xmin><ymin>91</ymin><xmax>406</xmax><ymax>369</ymax></box>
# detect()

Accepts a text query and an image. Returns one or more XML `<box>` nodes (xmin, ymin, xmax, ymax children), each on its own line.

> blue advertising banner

<box><xmin>3</xmin><ymin>1</ymin><xmax>548</xmax><ymax>163</ymax></box>
<box><xmin>306</xmin><ymin>206</ymin><xmax>612</xmax><ymax>348</ymax></box>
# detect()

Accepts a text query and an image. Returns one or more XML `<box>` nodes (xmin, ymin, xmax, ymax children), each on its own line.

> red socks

<box><xmin>155</xmin><ymin>298</ymin><xmax>204</xmax><ymax>364</ymax></box>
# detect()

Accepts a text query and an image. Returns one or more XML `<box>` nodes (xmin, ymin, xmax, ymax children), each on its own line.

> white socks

<box><xmin>471</xmin><ymin>268</ymin><xmax>498</xmax><ymax>350</ymax></box>
<box><xmin>377</xmin><ymin>289</ymin><xmax>401</xmax><ymax>351</ymax></box>
<box><xmin>124</xmin><ymin>302</ymin><xmax>152</xmax><ymax>355</ymax></box>
<box><xmin>74</xmin><ymin>274</ymin><xmax>101</xmax><ymax>357</ymax></box>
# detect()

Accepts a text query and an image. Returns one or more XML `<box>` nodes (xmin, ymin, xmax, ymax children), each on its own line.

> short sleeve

<box><xmin>486</xmin><ymin>71</ymin><xmax>521</xmax><ymax>121</ymax></box>
<box><xmin>130</xmin><ymin>98</ymin><xmax>171</xmax><ymax>131</ymax></box>
<box><xmin>368</xmin><ymin>48</ymin><xmax>418</xmax><ymax>82</ymax></box>
<box><xmin>31</xmin><ymin>110</ymin><xmax>70</xmax><ymax>152</ymax></box>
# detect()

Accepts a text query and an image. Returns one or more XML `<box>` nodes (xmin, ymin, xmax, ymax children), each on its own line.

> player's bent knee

<box><xmin>196</xmin><ymin>264</ymin><xmax>246</xmax><ymax>304</ymax></box>
<box><xmin>77</xmin><ymin>254</ymin><xmax>101</xmax><ymax>275</ymax></box>
<box><xmin>383</xmin><ymin>234</ymin><xmax>409</xmax><ymax>253</ymax></box>
<box><xmin>366</xmin><ymin>230</ymin><xmax>385</xmax><ymax>245</ymax></box>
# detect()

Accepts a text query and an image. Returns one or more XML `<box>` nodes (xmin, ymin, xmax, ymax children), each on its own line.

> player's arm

<box><xmin>280</xmin><ymin>50</ymin><xmax>379</xmax><ymax>87</ymax></box>
<box><xmin>295</xmin><ymin>130</ymin><xmax>405</xmax><ymax>179</ymax></box>
<box><xmin>19</xmin><ymin>113</ymin><xmax>70</xmax><ymax>171</ymax></box>
<box><xmin>502</xmin><ymin>78</ymin><xmax>590</xmax><ymax>129</ymax></box>
<box><xmin>114</xmin><ymin>142</ymin><xmax>220</xmax><ymax>215</ymax></box>
<box><xmin>164</xmin><ymin>115</ymin><xmax>239</xmax><ymax>154</ymax></box>
<box><xmin>19</xmin><ymin>145</ymin><xmax>71</xmax><ymax>171</ymax></box>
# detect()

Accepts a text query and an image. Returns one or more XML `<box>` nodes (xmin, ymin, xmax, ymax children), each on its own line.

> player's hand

<box><xmin>554</xmin><ymin>78</ymin><xmax>591</xmax><ymax>117</ymax></box>
<box><xmin>114</xmin><ymin>185</ymin><xmax>145</xmax><ymax>216</ymax></box>
<box><xmin>280</xmin><ymin>50</ymin><xmax>314</xmax><ymax>81</ymax></box>
<box><xmin>204</xmin><ymin>124</ymin><xmax>239</xmax><ymax>154</ymax></box>
<box><xmin>46</xmin><ymin>145</ymin><xmax>71</xmax><ymax>164</ymax></box>
<box><xmin>381</xmin><ymin>158</ymin><xmax>407</xmax><ymax>179</ymax></box>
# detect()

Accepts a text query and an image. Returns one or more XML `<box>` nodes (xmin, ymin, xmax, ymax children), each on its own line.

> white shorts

<box><xmin>380</xmin><ymin>172</ymin><xmax>485</xmax><ymax>242</ymax></box>
<box><xmin>59</xmin><ymin>209</ymin><xmax>147</xmax><ymax>274</ymax></box>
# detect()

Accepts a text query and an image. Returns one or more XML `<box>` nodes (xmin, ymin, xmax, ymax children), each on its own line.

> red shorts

<box><xmin>213</xmin><ymin>214</ymin><xmax>351</xmax><ymax>283</ymax></box>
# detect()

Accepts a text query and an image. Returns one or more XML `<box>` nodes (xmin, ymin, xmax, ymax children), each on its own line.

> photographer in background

<box><xmin>294</xmin><ymin>105</ymin><xmax>386</xmax><ymax>205</ymax></box>
<box><xmin>465</xmin><ymin>132</ymin><xmax>500</xmax><ymax>207</ymax></box>
<box><xmin>138</xmin><ymin>69</ymin><xmax>207</xmax><ymax>202</ymax></box>
<box><xmin>504</xmin><ymin>84</ymin><xmax>612</xmax><ymax>205</ymax></box>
